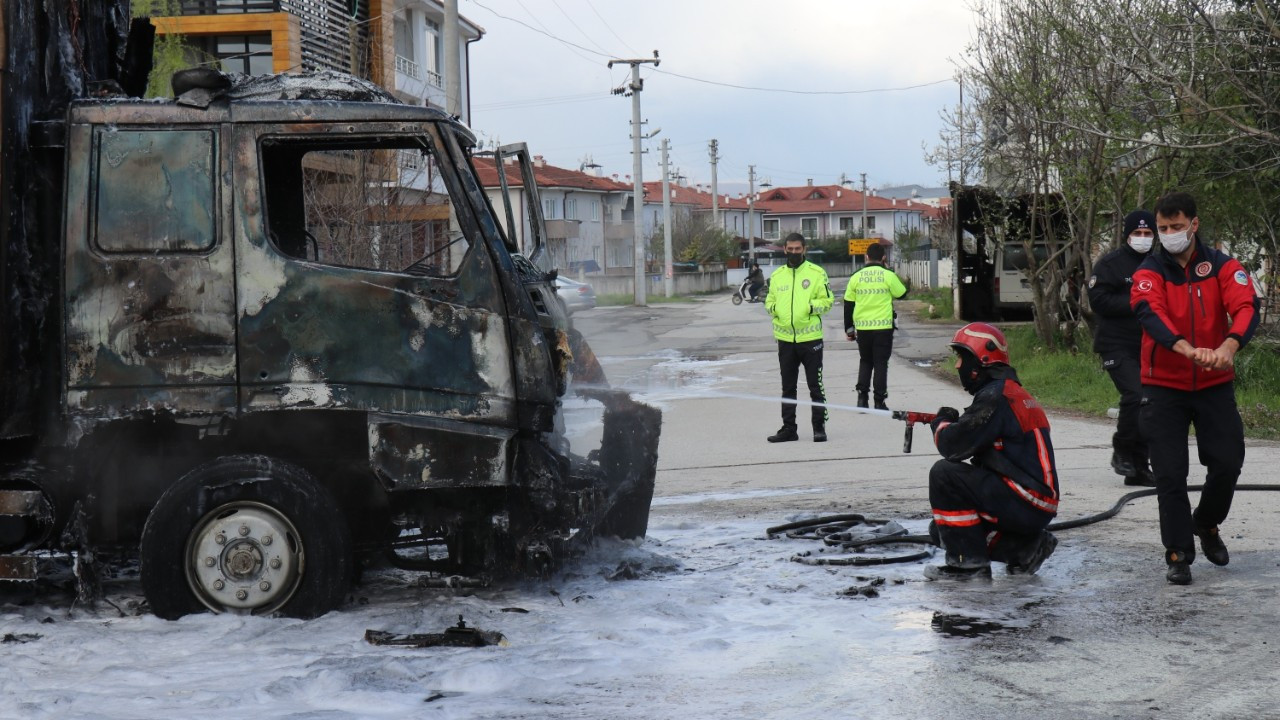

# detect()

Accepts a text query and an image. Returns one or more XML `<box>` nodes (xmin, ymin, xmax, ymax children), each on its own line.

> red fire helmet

<box><xmin>949</xmin><ymin>322</ymin><xmax>1010</xmax><ymax>366</ymax></box>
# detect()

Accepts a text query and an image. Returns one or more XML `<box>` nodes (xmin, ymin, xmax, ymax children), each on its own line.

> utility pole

<box><xmin>957</xmin><ymin>76</ymin><xmax>965</xmax><ymax>187</ymax></box>
<box><xmin>608</xmin><ymin>51</ymin><xmax>660</xmax><ymax>306</ymax></box>
<box><xmin>661</xmin><ymin>139</ymin><xmax>674</xmax><ymax>298</ymax></box>
<box><xmin>444</xmin><ymin>0</ymin><xmax>461</xmax><ymax>117</ymax></box>
<box><xmin>860</xmin><ymin>172</ymin><xmax>869</xmax><ymax>244</ymax></box>
<box><xmin>747</xmin><ymin>164</ymin><xmax>757</xmax><ymax>263</ymax></box>
<box><xmin>708</xmin><ymin>139</ymin><xmax>720</xmax><ymax>229</ymax></box>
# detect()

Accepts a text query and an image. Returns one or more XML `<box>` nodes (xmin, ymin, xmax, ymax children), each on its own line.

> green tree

<box><xmin>131</xmin><ymin>1</ymin><xmax>213</xmax><ymax>98</ymax></box>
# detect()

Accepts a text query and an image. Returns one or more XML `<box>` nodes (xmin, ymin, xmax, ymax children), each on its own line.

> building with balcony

<box><xmin>149</xmin><ymin>0</ymin><xmax>482</xmax><ymax>123</ymax></box>
<box><xmin>474</xmin><ymin>156</ymin><xmax>633</xmax><ymax>273</ymax></box>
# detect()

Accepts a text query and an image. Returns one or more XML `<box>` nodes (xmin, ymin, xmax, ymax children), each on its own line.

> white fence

<box><xmin>897</xmin><ymin>250</ymin><xmax>953</xmax><ymax>289</ymax></box>
<box><xmin>585</xmin><ymin>270</ymin><xmax>728</xmax><ymax>297</ymax></box>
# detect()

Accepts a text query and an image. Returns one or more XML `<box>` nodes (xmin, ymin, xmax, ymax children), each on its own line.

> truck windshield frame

<box><xmin>259</xmin><ymin>131</ymin><xmax>472</xmax><ymax>278</ymax></box>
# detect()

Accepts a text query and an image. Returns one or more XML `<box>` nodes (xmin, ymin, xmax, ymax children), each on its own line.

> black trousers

<box><xmin>1140</xmin><ymin>382</ymin><xmax>1245</xmax><ymax>562</ymax></box>
<box><xmin>928</xmin><ymin>460</ymin><xmax>1055</xmax><ymax>567</ymax></box>
<box><xmin>1103</xmin><ymin>351</ymin><xmax>1146</xmax><ymax>456</ymax></box>
<box><xmin>778</xmin><ymin>339</ymin><xmax>827</xmax><ymax>427</ymax></box>
<box><xmin>855</xmin><ymin>329</ymin><xmax>894</xmax><ymax>400</ymax></box>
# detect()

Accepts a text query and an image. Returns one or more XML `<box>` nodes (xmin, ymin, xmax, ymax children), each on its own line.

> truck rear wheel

<box><xmin>140</xmin><ymin>455</ymin><xmax>353</xmax><ymax>620</ymax></box>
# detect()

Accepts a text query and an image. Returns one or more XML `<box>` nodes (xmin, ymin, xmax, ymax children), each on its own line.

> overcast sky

<box><xmin>461</xmin><ymin>0</ymin><xmax>976</xmax><ymax>194</ymax></box>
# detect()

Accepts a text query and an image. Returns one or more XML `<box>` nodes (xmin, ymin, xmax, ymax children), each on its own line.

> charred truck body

<box><xmin>951</xmin><ymin>183</ymin><xmax>1070</xmax><ymax>321</ymax></box>
<box><xmin>1</xmin><ymin>8</ymin><xmax>659</xmax><ymax>619</ymax></box>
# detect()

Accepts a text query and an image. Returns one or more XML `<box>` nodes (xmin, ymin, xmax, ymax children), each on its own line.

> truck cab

<box><xmin>1</xmin><ymin>71</ymin><xmax>659</xmax><ymax>619</ymax></box>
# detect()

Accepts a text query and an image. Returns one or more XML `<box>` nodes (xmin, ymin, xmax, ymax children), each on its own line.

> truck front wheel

<box><xmin>140</xmin><ymin>455</ymin><xmax>353</xmax><ymax>620</ymax></box>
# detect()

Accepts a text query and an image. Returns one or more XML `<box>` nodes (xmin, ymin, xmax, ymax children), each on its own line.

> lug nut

<box><xmin>213</xmin><ymin>579</ymin><xmax>225</xmax><ymax>591</ymax></box>
<box><xmin>204</xmin><ymin>557</ymin><xmax>216</xmax><ymax>567</ymax></box>
<box><xmin>262</xmin><ymin>535</ymin><xmax>273</xmax><ymax>546</ymax></box>
<box><xmin>236</xmin><ymin>589</ymin><xmax>248</xmax><ymax>601</ymax></box>
<box><xmin>259</xmin><ymin>581</ymin><xmax>271</xmax><ymax>592</ymax></box>
<box><xmin>239</xmin><ymin>525</ymin><xmax>250</xmax><ymax>537</ymax></box>
<box><xmin>270</xmin><ymin>558</ymin><xmax>282</xmax><ymax>570</ymax></box>
<box><xmin>215</xmin><ymin>533</ymin><xmax>226</xmax><ymax>545</ymax></box>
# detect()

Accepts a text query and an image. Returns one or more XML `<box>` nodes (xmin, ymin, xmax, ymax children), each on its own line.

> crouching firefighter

<box><xmin>925</xmin><ymin>322</ymin><xmax>1060</xmax><ymax>581</ymax></box>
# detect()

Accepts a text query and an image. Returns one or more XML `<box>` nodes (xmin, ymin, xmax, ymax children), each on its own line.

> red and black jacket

<box><xmin>932</xmin><ymin>368</ymin><xmax>1059</xmax><ymax>516</ymax></box>
<box><xmin>1130</xmin><ymin>240</ymin><xmax>1259</xmax><ymax>391</ymax></box>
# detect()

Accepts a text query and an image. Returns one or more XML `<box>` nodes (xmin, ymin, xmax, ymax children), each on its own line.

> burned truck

<box><xmin>1</xmin><ymin>17</ymin><xmax>659</xmax><ymax>619</ymax></box>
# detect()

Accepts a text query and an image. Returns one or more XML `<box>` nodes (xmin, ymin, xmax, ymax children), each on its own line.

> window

<box><xmin>863</xmin><ymin>216</ymin><xmax>877</xmax><ymax>231</ymax></box>
<box><xmin>590</xmin><ymin>200</ymin><xmax>600</xmax><ymax>221</ymax></box>
<box><xmin>194</xmin><ymin>34</ymin><xmax>273</xmax><ymax>76</ymax></box>
<box><xmin>544</xmin><ymin>199</ymin><xmax>557</xmax><ymax>220</ymax></box>
<box><xmin>839</xmin><ymin>217</ymin><xmax>855</xmax><ymax>232</ymax></box>
<box><xmin>95</xmin><ymin>129</ymin><xmax>216</xmax><ymax>253</ymax></box>
<box><xmin>763</xmin><ymin>218</ymin><xmax>779</xmax><ymax>239</ymax></box>
<box><xmin>801</xmin><ymin>217</ymin><xmax>818</xmax><ymax>239</ymax></box>
<box><xmin>566</xmin><ymin>197</ymin><xmax>578</xmax><ymax>220</ymax></box>
<box><xmin>261</xmin><ymin>135</ymin><xmax>469</xmax><ymax>276</ymax></box>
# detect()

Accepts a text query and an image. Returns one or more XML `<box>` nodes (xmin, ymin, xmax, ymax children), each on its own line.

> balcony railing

<box><xmin>426</xmin><ymin>69</ymin><xmax>443</xmax><ymax>89</ymax></box>
<box><xmin>395</xmin><ymin>55</ymin><xmax>421</xmax><ymax>80</ymax></box>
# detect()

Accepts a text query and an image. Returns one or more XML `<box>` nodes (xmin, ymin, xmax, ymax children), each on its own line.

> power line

<box><xmin>469</xmin><ymin>0</ymin><xmax>614</xmax><ymax>59</ymax></box>
<box><xmin>467</xmin><ymin>1</ymin><xmax>953</xmax><ymax>97</ymax></box>
<box><xmin>651</xmin><ymin>68</ymin><xmax>954</xmax><ymax>95</ymax></box>
<box><xmin>550</xmin><ymin>0</ymin><xmax>613</xmax><ymax>56</ymax></box>
<box><xmin>585</xmin><ymin>0</ymin><xmax>640</xmax><ymax>56</ymax></box>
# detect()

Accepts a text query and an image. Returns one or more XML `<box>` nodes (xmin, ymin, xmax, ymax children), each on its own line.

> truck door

<box><xmin>232</xmin><ymin>123</ymin><xmax>518</xmax><ymax>485</ymax></box>
<box><xmin>63</xmin><ymin>123</ymin><xmax>238</xmax><ymax>415</ymax></box>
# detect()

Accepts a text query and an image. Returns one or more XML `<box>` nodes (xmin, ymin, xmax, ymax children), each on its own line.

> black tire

<box><xmin>731</xmin><ymin>293</ymin><xmax>743</xmax><ymax>305</ymax></box>
<box><xmin>140</xmin><ymin>454</ymin><xmax>353</xmax><ymax>620</ymax></box>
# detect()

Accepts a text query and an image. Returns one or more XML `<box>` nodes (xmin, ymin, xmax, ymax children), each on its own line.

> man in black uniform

<box><xmin>925</xmin><ymin>322</ymin><xmax>1059</xmax><ymax>580</ymax></box>
<box><xmin>1088</xmin><ymin>209</ymin><xmax>1156</xmax><ymax>486</ymax></box>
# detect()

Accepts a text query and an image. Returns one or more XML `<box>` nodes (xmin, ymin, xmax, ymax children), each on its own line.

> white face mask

<box><xmin>1128</xmin><ymin>234</ymin><xmax>1153</xmax><ymax>253</ymax></box>
<box><xmin>1159</xmin><ymin>229</ymin><xmax>1191</xmax><ymax>254</ymax></box>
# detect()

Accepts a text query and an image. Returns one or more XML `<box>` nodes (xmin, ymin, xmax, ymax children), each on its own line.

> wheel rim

<box><xmin>185</xmin><ymin>501</ymin><xmax>305</xmax><ymax>615</ymax></box>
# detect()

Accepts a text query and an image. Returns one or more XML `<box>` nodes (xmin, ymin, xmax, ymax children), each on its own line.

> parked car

<box><xmin>555</xmin><ymin>276</ymin><xmax>598</xmax><ymax>313</ymax></box>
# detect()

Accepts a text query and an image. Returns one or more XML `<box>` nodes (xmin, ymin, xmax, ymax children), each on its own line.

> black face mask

<box><xmin>786</xmin><ymin>252</ymin><xmax>805</xmax><ymax>268</ymax></box>
<box><xmin>957</xmin><ymin>351</ymin><xmax>988</xmax><ymax>394</ymax></box>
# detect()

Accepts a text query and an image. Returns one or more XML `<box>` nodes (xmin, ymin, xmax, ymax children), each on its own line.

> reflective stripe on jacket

<box><xmin>843</xmin><ymin>264</ymin><xmax>907</xmax><ymax>330</ymax></box>
<box><xmin>933</xmin><ymin>368</ymin><xmax>1059</xmax><ymax>516</ymax></box>
<box><xmin>766</xmin><ymin>261</ymin><xmax>833</xmax><ymax>343</ymax></box>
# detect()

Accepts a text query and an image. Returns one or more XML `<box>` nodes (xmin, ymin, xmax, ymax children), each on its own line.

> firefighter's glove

<box><xmin>930</xmin><ymin>407</ymin><xmax>960</xmax><ymax>432</ymax></box>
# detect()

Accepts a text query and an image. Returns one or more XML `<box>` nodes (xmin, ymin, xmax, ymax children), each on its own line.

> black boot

<box><xmin>812</xmin><ymin>423</ymin><xmax>827</xmax><ymax>442</ymax></box>
<box><xmin>856</xmin><ymin>392</ymin><xmax>869</xmax><ymax>409</ymax></box>
<box><xmin>767</xmin><ymin>424</ymin><xmax>799</xmax><ymax>443</ymax></box>
<box><xmin>1110</xmin><ymin>432</ymin><xmax>1136</xmax><ymax>477</ymax></box>
<box><xmin>874</xmin><ymin>397</ymin><xmax>889</xmax><ymax>411</ymax></box>
<box><xmin>1194</xmin><ymin>524</ymin><xmax>1229</xmax><ymax>566</ymax></box>
<box><xmin>1165</xmin><ymin>549</ymin><xmax>1193</xmax><ymax>585</ymax></box>
<box><xmin>1007</xmin><ymin>531</ymin><xmax>1057</xmax><ymax>575</ymax></box>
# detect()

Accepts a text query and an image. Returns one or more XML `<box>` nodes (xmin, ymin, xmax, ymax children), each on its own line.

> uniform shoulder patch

<box><xmin>802</xmin><ymin>279</ymin><xmax>811</xmax><ymax>289</ymax></box>
<box><xmin>1235</xmin><ymin>269</ymin><xmax>1249</xmax><ymax>286</ymax></box>
<box><xmin>1088</xmin><ymin>275</ymin><xmax>1097</xmax><ymax>288</ymax></box>
<box><xmin>1196</xmin><ymin>261</ymin><xmax>1212</xmax><ymax>277</ymax></box>
<box><xmin>1136</xmin><ymin>279</ymin><xmax>1153</xmax><ymax>292</ymax></box>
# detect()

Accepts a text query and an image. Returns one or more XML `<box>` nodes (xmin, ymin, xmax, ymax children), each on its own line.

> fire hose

<box><xmin>767</xmin><ymin>408</ymin><xmax>1280</xmax><ymax>565</ymax></box>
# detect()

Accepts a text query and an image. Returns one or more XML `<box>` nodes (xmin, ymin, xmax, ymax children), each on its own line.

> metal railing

<box><xmin>426</xmin><ymin>69</ymin><xmax>443</xmax><ymax>88</ymax></box>
<box><xmin>395</xmin><ymin>55</ymin><xmax>421</xmax><ymax>80</ymax></box>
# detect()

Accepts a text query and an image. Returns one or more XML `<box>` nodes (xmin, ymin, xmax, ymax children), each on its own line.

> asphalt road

<box><xmin>570</xmin><ymin>282</ymin><xmax>1280</xmax><ymax>719</ymax></box>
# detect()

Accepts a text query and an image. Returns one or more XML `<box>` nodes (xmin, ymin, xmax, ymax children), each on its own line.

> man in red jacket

<box><xmin>1130</xmin><ymin>191</ymin><xmax>1259</xmax><ymax>585</ymax></box>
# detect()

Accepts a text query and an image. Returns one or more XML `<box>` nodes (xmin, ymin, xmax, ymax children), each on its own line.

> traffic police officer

<box><xmin>844</xmin><ymin>241</ymin><xmax>907</xmax><ymax>410</ymax></box>
<box><xmin>766</xmin><ymin>233</ymin><xmax>834</xmax><ymax>443</ymax></box>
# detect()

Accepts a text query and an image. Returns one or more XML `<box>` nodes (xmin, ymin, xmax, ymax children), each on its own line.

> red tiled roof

<box><xmin>641</xmin><ymin>181</ymin><xmax>756</xmax><ymax>210</ymax></box>
<box><xmin>756</xmin><ymin>184</ymin><xmax>924</xmax><ymax>215</ymax></box>
<box><xmin>473</xmin><ymin>157</ymin><xmax>632</xmax><ymax>192</ymax></box>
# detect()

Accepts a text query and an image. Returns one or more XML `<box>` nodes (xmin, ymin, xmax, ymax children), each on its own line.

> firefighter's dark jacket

<box><xmin>1130</xmin><ymin>240</ymin><xmax>1259</xmax><ymax>391</ymax></box>
<box><xmin>932</xmin><ymin>367</ymin><xmax>1060</xmax><ymax>516</ymax></box>
<box><xmin>1088</xmin><ymin>245</ymin><xmax>1147</xmax><ymax>356</ymax></box>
